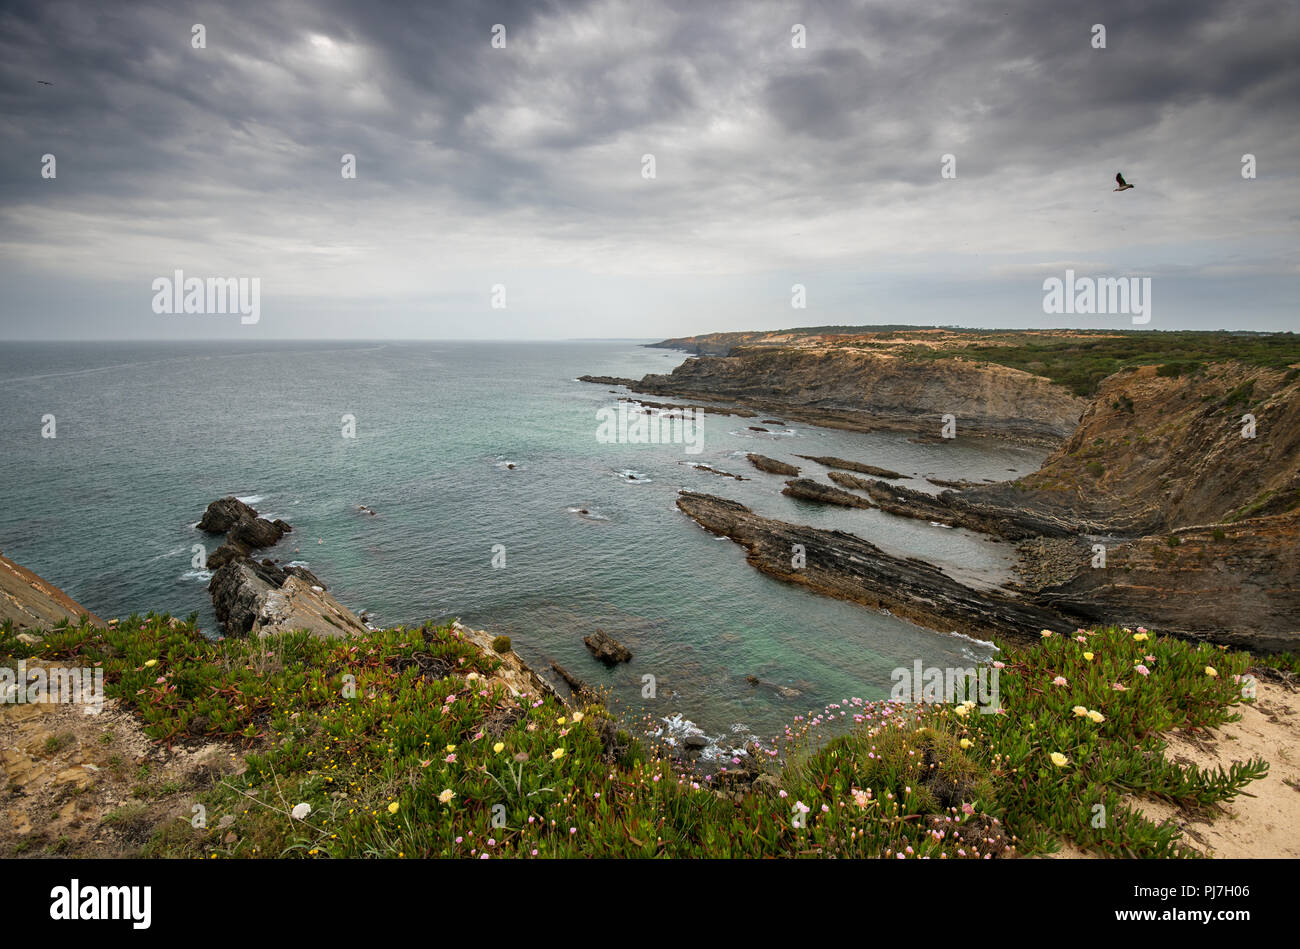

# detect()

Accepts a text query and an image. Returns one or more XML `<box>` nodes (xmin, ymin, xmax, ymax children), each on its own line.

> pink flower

<box><xmin>1135</xmin><ymin>664</ymin><xmax>1150</xmax><ymax>676</ymax></box>
<box><xmin>1052</xmin><ymin>676</ymin><xmax>1068</xmax><ymax>687</ymax></box>
<box><xmin>992</xmin><ymin>661</ymin><xmax>1006</xmax><ymax>670</ymax></box>
<box><xmin>444</xmin><ymin>753</ymin><xmax>456</xmax><ymax>763</ymax></box>
<box><xmin>1112</xmin><ymin>682</ymin><xmax>1128</xmax><ymax>691</ymax></box>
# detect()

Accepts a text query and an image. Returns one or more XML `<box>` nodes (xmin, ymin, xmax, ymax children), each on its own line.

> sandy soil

<box><xmin>1128</xmin><ymin>673</ymin><xmax>1300</xmax><ymax>858</ymax></box>
<box><xmin>1045</xmin><ymin>671</ymin><xmax>1300</xmax><ymax>858</ymax></box>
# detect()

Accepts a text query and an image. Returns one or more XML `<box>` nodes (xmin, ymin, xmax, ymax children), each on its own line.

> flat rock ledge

<box><xmin>676</xmin><ymin>490</ymin><xmax>1073</xmax><ymax>644</ymax></box>
<box><xmin>781</xmin><ymin>478</ymin><xmax>873</xmax><ymax>509</ymax></box>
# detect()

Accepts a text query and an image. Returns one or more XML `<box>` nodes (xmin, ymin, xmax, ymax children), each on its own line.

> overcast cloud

<box><xmin>1</xmin><ymin>0</ymin><xmax>1297</xmax><ymax>339</ymax></box>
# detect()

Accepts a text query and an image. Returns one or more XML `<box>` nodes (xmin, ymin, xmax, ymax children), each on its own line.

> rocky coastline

<box><xmin>675</xmin><ymin>491</ymin><xmax>1076</xmax><ymax>644</ymax></box>
<box><xmin>582</xmin><ymin>344</ymin><xmax>1086</xmax><ymax>446</ymax></box>
<box><xmin>631</xmin><ymin>333</ymin><xmax>1299</xmax><ymax>655</ymax></box>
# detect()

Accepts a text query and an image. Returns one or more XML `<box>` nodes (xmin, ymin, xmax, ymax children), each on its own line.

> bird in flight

<box><xmin>1114</xmin><ymin>172</ymin><xmax>1134</xmax><ymax>192</ymax></box>
<box><xmin>36</xmin><ymin>80</ymin><xmax>53</xmax><ymax>85</ymax></box>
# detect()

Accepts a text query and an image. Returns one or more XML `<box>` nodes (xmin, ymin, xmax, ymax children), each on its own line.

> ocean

<box><xmin>0</xmin><ymin>340</ymin><xmax>1045</xmax><ymax>756</ymax></box>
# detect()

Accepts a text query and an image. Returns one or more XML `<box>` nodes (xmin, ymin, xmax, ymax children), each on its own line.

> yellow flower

<box><xmin>572</xmin><ymin>711</ymin><xmax>584</xmax><ymax>723</ymax></box>
<box><xmin>1083</xmin><ymin>652</ymin><xmax>1094</xmax><ymax>661</ymax></box>
<box><xmin>1040</xmin><ymin>629</ymin><xmax>1053</xmax><ymax>638</ymax></box>
<box><xmin>1072</xmin><ymin>706</ymin><xmax>1088</xmax><ymax>717</ymax></box>
<box><xmin>557</xmin><ymin>716</ymin><xmax>566</xmax><ymax>725</ymax></box>
<box><xmin>445</xmin><ymin>744</ymin><xmax>456</xmax><ymax>752</ymax></box>
<box><xmin>552</xmin><ymin>748</ymin><xmax>565</xmax><ymax>761</ymax></box>
<box><xmin>438</xmin><ymin>788</ymin><xmax>455</xmax><ymax>804</ymax></box>
<box><xmin>387</xmin><ymin>801</ymin><xmax>399</xmax><ymax>814</ymax></box>
<box><xmin>1087</xmin><ymin>710</ymin><xmax>1105</xmax><ymax>723</ymax></box>
<box><xmin>1133</xmin><ymin>632</ymin><xmax>1149</xmax><ymax>642</ymax></box>
<box><xmin>1050</xmin><ymin>752</ymin><xmax>1069</xmax><ymax>768</ymax></box>
<box><xmin>1205</xmin><ymin>666</ymin><xmax>1219</xmax><ymax>678</ymax></box>
<box><xmin>493</xmin><ymin>742</ymin><xmax>505</xmax><ymax>753</ymax></box>
<box><xmin>959</xmin><ymin>738</ymin><xmax>973</xmax><ymax>749</ymax></box>
<box><xmin>144</xmin><ymin>659</ymin><xmax>158</xmax><ymax>667</ymax></box>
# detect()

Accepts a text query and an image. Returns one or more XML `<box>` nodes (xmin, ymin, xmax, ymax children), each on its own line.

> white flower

<box><xmin>291</xmin><ymin>803</ymin><xmax>311</xmax><ymax>820</ymax></box>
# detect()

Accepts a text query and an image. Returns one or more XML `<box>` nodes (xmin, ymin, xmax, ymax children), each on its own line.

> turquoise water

<box><xmin>0</xmin><ymin>340</ymin><xmax>1044</xmax><ymax>754</ymax></box>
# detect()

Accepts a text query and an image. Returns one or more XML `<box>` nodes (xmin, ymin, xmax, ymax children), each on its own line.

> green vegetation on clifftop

<box><xmin>898</xmin><ymin>331</ymin><xmax>1300</xmax><ymax>397</ymax></box>
<box><xmin>1</xmin><ymin>616</ymin><xmax>1272</xmax><ymax>858</ymax></box>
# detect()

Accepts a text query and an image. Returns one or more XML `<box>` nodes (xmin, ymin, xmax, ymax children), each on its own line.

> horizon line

<box><xmin>2</xmin><ymin>326</ymin><xmax>1295</xmax><ymax>344</ymax></box>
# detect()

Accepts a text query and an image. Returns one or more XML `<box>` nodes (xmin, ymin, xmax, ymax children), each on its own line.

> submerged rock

<box><xmin>688</xmin><ymin>463</ymin><xmax>746</xmax><ymax>480</ymax></box>
<box><xmin>584</xmin><ymin>629</ymin><xmax>632</xmax><ymax>665</ymax></box>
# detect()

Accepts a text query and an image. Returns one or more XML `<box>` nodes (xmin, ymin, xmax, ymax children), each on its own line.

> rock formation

<box><xmin>672</xmin><ymin>358</ymin><xmax>1300</xmax><ymax>654</ymax></box>
<box><xmin>0</xmin><ymin>553</ymin><xmax>104</xmax><ymax>632</ymax></box>
<box><xmin>207</xmin><ymin>557</ymin><xmax>368</xmax><ymax>639</ymax></box>
<box><xmin>797</xmin><ymin>455</ymin><xmax>906</xmax><ymax>479</ymax></box>
<box><xmin>198</xmin><ymin>499</ymin><xmax>367</xmax><ymax>639</ymax></box>
<box><xmin>583</xmin><ymin>629</ymin><xmax>632</xmax><ymax>665</ymax></box>
<box><xmin>675</xmin><ymin>492</ymin><xmax>1075</xmax><ymax>644</ymax></box>
<box><xmin>198</xmin><ymin>496</ymin><xmax>292</xmax><ymax>569</ymax></box>
<box><xmin>746</xmin><ymin>454</ymin><xmax>800</xmax><ymax>476</ymax></box>
<box><xmin>589</xmin><ymin>344</ymin><xmax>1085</xmax><ymax>445</ymax></box>
<box><xmin>781</xmin><ymin>478</ymin><xmax>873</xmax><ymax>509</ymax></box>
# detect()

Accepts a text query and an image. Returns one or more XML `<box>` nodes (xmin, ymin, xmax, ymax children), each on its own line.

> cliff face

<box><xmin>633</xmin><ymin>347</ymin><xmax>1087</xmax><ymax>445</ymax></box>
<box><xmin>0</xmin><ymin>553</ymin><xmax>104</xmax><ymax>633</ymax></box>
<box><xmin>949</xmin><ymin>363</ymin><xmax>1300</xmax><ymax>535</ymax></box>
<box><xmin>1031</xmin><ymin>513</ymin><xmax>1300</xmax><ymax>654</ymax></box>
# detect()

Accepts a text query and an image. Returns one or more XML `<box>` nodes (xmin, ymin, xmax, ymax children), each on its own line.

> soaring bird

<box><xmin>1114</xmin><ymin>172</ymin><xmax>1134</xmax><ymax>192</ymax></box>
<box><xmin>35</xmin><ymin>80</ymin><xmax>52</xmax><ymax>85</ymax></box>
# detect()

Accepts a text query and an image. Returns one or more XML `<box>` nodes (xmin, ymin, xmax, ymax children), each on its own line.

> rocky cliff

<box><xmin>613</xmin><ymin>346</ymin><xmax>1087</xmax><ymax>445</ymax></box>
<box><xmin>0</xmin><ymin>552</ymin><xmax>104</xmax><ymax>633</ymax></box>
<box><xmin>993</xmin><ymin>363</ymin><xmax>1300</xmax><ymax>532</ymax></box>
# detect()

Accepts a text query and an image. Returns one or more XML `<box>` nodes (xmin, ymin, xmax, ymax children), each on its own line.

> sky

<box><xmin>1</xmin><ymin>0</ymin><xmax>1297</xmax><ymax>340</ymax></box>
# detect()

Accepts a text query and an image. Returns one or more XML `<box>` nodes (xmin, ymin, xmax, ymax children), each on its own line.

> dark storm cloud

<box><xmin>0</xmin><ymin>0</ymin><xmax>1296</xmax><ymax>338</ymax></box>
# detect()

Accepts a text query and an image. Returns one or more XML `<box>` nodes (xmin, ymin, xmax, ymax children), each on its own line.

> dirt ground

<box><xmin>0</xmin><ymin>659</ymin><xmax>243</xmax><ymax>857</ymax></box>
